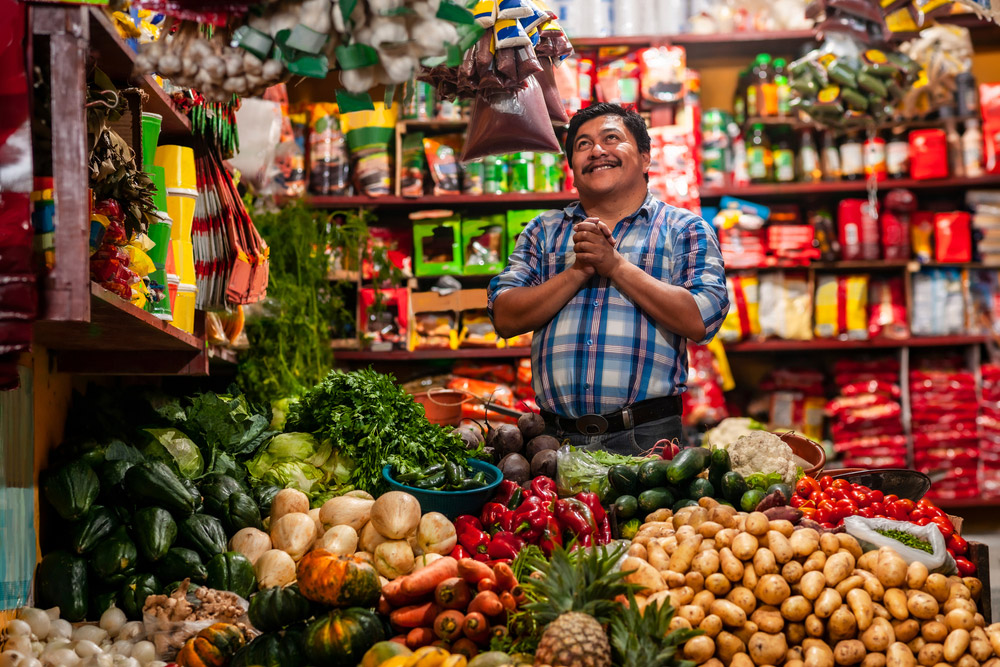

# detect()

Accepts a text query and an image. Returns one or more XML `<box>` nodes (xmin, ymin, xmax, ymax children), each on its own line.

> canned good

<box><xmin>509</xmin><ymin>152</ymin><xmax>535</xmax><ymax>193</ymax></box>
<box><xmin>484</xmin><ymin>155</ymin><xmax>508</xmax><ymax>194</ymax></box>
<box><xmin>534</xmin><ymin>153</ymin><xmax>562</xmax><ymax>192</ymax></box>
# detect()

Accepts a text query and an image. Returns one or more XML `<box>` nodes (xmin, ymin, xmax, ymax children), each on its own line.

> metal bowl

<box><xmin>826</xmin><ymin>468</ymin><xmax>932</xmax><ymax>501</ymax></box>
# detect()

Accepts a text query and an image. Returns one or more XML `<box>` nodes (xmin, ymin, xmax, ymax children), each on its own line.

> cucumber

<box><xmin>685</xmin><ymin>477</ymin><xmax>715</xmax><ymax>501</ymax></box>
<box><xmin>740</xmin><ymin>489</ymin><xmax>766</xmax><ymax>513</ymax></box>
<box><xmin>638</xmin><ymin>487</ymin><xmax>675</xmax><ymax>514</ymax></box>
<box><xmin>708</xmin><ymin>448</ymin><xmax>731</xmax><ymax>490</ymax></box>
<box><xmin>608</xmin><ymin>465</ymin><xmax>639</xmax><ymax>496</ymax></box>
<box><xmin>721</xmin><ymin>471</ymin><xmax>748</xmax><ymax>504</ymax></box>
<box><xmin>665</xmin><ymin>447</ymin><xmax>712</xmax><ymax>485</ymax></box>
<box><xmin>637</xmin><ymin>460</ymin><xmax>671</xmax><ymax>489</ymax></box>
<box><xmin>613</xmin><ymin>495</ymin><xmax>639</xmax><ymax>521</ymax></box>
<box><xmin>672</xmin><ymin>498</ymin><xmax>699</xmax><ymax>512</ymax></box>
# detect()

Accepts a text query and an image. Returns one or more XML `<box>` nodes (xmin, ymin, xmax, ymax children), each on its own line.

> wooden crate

<box><xmin>970</xmin><ymin>541</ymin><xmax>992</xmax><ymax>624</ymax></box>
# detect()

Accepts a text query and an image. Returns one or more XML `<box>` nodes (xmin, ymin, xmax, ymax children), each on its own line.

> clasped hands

<box><xmin>571</xmin><ymin>217</ymin><xmax>625</xmax><ymax>279</ymax></box>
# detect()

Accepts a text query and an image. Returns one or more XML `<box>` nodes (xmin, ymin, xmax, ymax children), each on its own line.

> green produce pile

<box><xmin>876</xmin><ymin>528</ymin><xmax>934</xmax><ymax>554</ymax></box>
<box><xmin>287</xmin><ymin>369</ymin><xmax>482</xmax><ymax>494</ymax></box>
<box><xmin>390</xmin><ymin>461</ymin><xmax>488</xmax><ymax>491</ymax></box>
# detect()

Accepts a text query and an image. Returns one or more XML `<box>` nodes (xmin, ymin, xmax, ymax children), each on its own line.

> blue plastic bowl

<box><xmin>382</xmin><ymin>458</ymin><xmax>503</xmax><ymax>519</ymax></box>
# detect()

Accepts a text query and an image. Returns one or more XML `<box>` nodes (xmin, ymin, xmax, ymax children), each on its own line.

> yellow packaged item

<box><xmin>459</xmin><ymin>309</ymin><xmax>501</xmax><ymax>347</ymax></box>
<box><xmin>759</xmin><ymin>271</ymin><xmax>813</xmax><ymax>341</ymax></box>
<box><xmin>719</xmin><ymin>273</ymin><xmax>760</xmax><ymax>343</ymax></box>
<box><xmin>814</xmin><ymin>274</ymin><xmax>869</xmax><ymax>340</ymax></box>
<box><xmin>125</xmin><ymin>243</ymin><xmax>156</xmax><ymax>278</ymax></box>
<box><xmin>340</xmin><ymin>102</ymin><xmax>399</xmax><ymax>197</ymax></box>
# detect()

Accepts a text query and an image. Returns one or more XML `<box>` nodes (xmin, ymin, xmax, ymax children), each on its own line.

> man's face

<box><xmin>570</xmin><ymin>114</ymin><xmax>650</xmax><ymax>198</ymax></box>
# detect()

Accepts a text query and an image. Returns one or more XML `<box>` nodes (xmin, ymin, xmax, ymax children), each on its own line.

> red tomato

<box><xmin>852</xmin><ymin>490</ymin><xmax>869</xmax><ymax>507</ymax></box>
<box><xmin>869</xmin><ymin>501</ymin><xmax>886</xmax><ymax>517</ymax></box>
<box><xmin>884</xmin><ymin>494</ymin><xmax>899</xmax><ymax>504</ymax></box>
<box><xmin>796</xmin><ymin>477</ymin><xmax>820</xmax><ymax>499</ymax></box>
<box><xmin>923</xmin><ymin>504</ymin><xmax>946</xmax><ymax>520</ymax></box>
<box><xmin>858</xmin><ymin>507</ymin><xmax>875</xmax><ymax>518</ymax></box>
<box><xmin>868</xmin><ymin>489</ymin><xmax>884</xmax><ymax>504</ymax></box>
<box><xmin>896</xmin><ymin>499</ymin><xmax>915</xmax><ymax>513</ymax></box>
<box><xmin>831</xmin><ymin>488</ymin><xmax>850</xmax><ymax>502</ymax></box>
<box><xmin>819</xmin><ymin>522</ymin><xmax>835</xmax><ymax>530</ymax></box>
<box><xmin>915</xmin><ymin>517</ymin><xmax>932</xmax><ymax>526</ymax></box>
<box><xmin>954</xmin><ymin>556</ymin><xmax>976</xmax><ymax>577</ymax></box>
<box><xmin>931</xmin><ymin>516</ymin><xmax>954</xmax><ymax>538</ymax></box>
<box><xmin>815</xmin><ymin>507</ymin><xmax>832</xmax><ymax>524</ymax></box>
<box><xmin>820</xmin><ymin>475</ymin><xmax>833</xmax><ymax>490</ymax></box>
<box><xmin>909</xmin><ymin>508</ymin><xmax>926</xmax><ymax>522</ymax></box>
<box><xmin>835</xmin><ymin>499</ymin><xmax>858</xmax><ymax>521</ymax></box>
<box><xmin>887</xmin><ymin>502</ymin><xmax>910</xmax><ymax>521</ymax></box>
<box><xmin>790</xmin><ymin>495</ymin><xmax>806</xmax><ymax>508</ymax></box>
<box><xmin>831</xmin><ymin>479</ymin><xmax>850</xmax><ymax>491</ymax></box>
<box><xmin>947</xmin><ymin>534</ymin><xmax>969</xmax><ymax>556</ymax></box>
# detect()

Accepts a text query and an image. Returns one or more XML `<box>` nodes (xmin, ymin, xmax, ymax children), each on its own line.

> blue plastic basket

<box><xmin>382</xmin><ymin>458</ymin><xmax>503</xmax><ymax>519</ymax></box>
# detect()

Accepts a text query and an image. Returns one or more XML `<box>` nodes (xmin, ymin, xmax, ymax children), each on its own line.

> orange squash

<box><xmin>296</xmin><ymin>548</ymin><xmax>381</xmax><ymax>608</ymax></box>
<box><xmin>176</xmin><ymin>622</ymin><xmax>246</xmax><ymax>667</ymax></box>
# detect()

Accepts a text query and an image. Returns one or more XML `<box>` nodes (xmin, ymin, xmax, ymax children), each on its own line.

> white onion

<box><xmin>0</xmin><ymin>651</ymin><xmax>28</xmax><ymax>667</ymax></box>
<box><xmin>79</xmin><ymin>655</ymin><xmax>113</xmax><ymax>667</ymax></box>
<box><xmin>42</xmin><ymin>610</ymin><xmax>59</xmax><ymax>622</ymax></box>
<box><xmin>41</xmin><ymin>647</ymin><xmax>79</xmax><ymax>666</ymax></box>
<box><xmin>4</xmin><ymin>621</ymin><xmax>31</xmax><ymax>637</ymax></box>
<box><xmin>112</xmin><ymin>657</ymin><xmax>138</xmax><ymax>667</ymax></box>
<box><xmin>115</xmin><ymin>624</ymin><xmax>143</xmax><ymax>643</ymax></box>
<box><xmin>18</xmin><ymin>609</ymin><xmax>50</xmax><ymax>640</ymax></box>
<box><xmin>99</xmin><ymin>607</ymin><xmax>126</xmax><ymax>639</ymax></box>
<box><xmin>73</xmin><ymin>641</ymin><xmax>102</xmax><ymax>659</ymax></box>
<box><xmin>109</xmin><ymin>641</ymin><xmax>131</xmax><ymax>657</ymax></box>
<box><xmin>47</xmin><ymin>620</ymin><xmax>71</xmax><ymax>641</ymax></box>
<box><xmin>128</xmin><ymin>642</ymin><xmax>154</xmax><ymax>667</ymax></box>
<box><xmin>2</xmin><ymin>639</ymin><xmax>30</xmax><ymax>658</ymax></box>
<box><xmin>72</xmin><ymin>626</ymin><xmax>108</xmax><ymax>645</ymax></box>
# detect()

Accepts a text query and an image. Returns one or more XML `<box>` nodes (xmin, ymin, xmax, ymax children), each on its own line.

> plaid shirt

<box><xmin>488</xmin><ymin>194</ymin><xmax>729</xmax><ymax>419</ymax></box>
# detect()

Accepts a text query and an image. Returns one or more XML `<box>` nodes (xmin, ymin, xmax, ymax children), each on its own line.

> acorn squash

<box><xmin>296</xmin><ymin>549</ymin><xmax>380</xmax><ymax>608</ymax></box>
<box><xmin>303</xmin><ymin>608</ymin><xmax>384</xmax><ymax>666</ymax></box>
<box><xmin>176</xmin><ymin>622</ymin><xmax>245</xmax><ymax>667</ymax></box>
<box><xmin>247</xmin><ymin>583</ymin><xmax>313</xmax><ymax>633</ymax></box>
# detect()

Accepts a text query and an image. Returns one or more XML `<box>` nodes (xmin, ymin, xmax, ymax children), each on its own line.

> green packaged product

<box><xmin>484</xmin><ymin>155</ymin><xmax>508</xmax><ymax>194</ymax></box>
<box><xmin>534</xmin><ymin>153</ymin><xmax>562</xmax><ymax>193</ymax></box>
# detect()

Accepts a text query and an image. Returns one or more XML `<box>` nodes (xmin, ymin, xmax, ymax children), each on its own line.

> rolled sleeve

<box><xmin>672</xmin><ymin>214</ymin><xmax>730</xmax><ymax>345</ymax></box>
<box><xmin>487</xmin><ymin>217</ymin><xmax>544</xmax><ymax>323</ymax></box>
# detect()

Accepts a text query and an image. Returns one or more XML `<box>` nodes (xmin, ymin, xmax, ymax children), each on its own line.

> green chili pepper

<box><xmin>413</xmin><ymin>471</ymin><xmax>447</xmax><ymax>489</ymax></box>
<box><xmin>445</xmin><ymin>462</ymin><xmax>465</xmax><ymax>487</ymax></box>
<box><xmin>396</xmin><ymin>470</ymin><xmax>424</xmax><ymax>483</ymax></box>
<box><xmin>456</xmin><ymin>474</ymin><xmax>487</xmax><ymax>490</ymax></box>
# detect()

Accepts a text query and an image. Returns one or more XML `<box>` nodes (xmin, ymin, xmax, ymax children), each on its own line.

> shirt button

<box><xmin>593</xmin><ymin>300</ymin><xmax>599</xmax><ymax>306</ymax></box>
<box><xmin>584</xmin><ymin>383</ymin><xmax>590</xmax><ymax>389</ymax></box>
<box><xmin>587</xmin><ymin>339</ymin><xmax>593</xmax><ymax>346</ymax></box>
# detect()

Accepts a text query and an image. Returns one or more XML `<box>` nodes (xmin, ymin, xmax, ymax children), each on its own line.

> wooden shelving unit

<box><xmin>725</xmin><ymin>335</ymin><xmax>991</xmax><ymax>353</ymax></box>
<box><xmin>702</xmin><ymin>174</ymin><xmax>1000</xmax><ymax>199</ymax></box>
<box><xmin>332</xmin><ymin>347</ymin><xmax>532</xmax><ymax>361</ymax></box>
<box><xmin>304</xmin><ymin>191</ymin><xmax>578</xmax><ymax>209</ymax></box>
<box><xmin>572</xmin><ymin>29</ymin><xmax>817</xmax><ymax>57</ymax></box>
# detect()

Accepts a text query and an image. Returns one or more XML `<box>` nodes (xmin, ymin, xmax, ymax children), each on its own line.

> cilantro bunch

<box><xmin>287</xmin><ymin>369</ymin><xmax>479</xmax><ymax>494</ymax></box>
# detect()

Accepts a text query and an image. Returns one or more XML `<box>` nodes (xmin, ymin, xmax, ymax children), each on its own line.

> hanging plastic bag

<box><xmin>842</xmin><ymin>515</ymin><xmax>957</xmax><ymax>574</ymax></box>
<box><xmin>537</xmin><ymin>57</ymin><xmax>569</xmax><ymax>123</ymax></box>
<box><xmin>462</xmin><ymin>77</ymin><xmax>561</xmax><ymax>161</ymax></box>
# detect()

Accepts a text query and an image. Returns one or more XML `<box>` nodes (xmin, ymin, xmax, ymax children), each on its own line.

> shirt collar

<box><xmin>565</xmin><ymin>192</ymin><xmax>657</xmax><ymax>225</ymax></box>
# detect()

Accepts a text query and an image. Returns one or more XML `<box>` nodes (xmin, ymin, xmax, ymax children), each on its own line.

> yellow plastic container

<box><xmin>172</xmin><ymin>239</ymin><xmax>196</xmax><ymax>284</ymax></box>
<box><xmin>154</xmin><ymin>145</ymin><xmax>196</xmax><ymax>190</ymax></box>
<box><xmin>166</xmin><ymin>189</ymin><xmax>197</xmax><ymax>242</ymax></box>
<box><xmin>167</xmin><ymin>273</ymin><xmax>179</xmax><ymax>313</ymax></box>
<box><xmin>173</xmin><ymin>283</ymin><xmax>198</xmax><ymax>334</ymax></box>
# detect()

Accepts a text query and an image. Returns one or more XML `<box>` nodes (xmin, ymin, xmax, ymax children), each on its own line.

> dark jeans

<box><xmin>547</xmin><ymin>414</ymin><xmax>684</xmax><ymax>457</ymax></box>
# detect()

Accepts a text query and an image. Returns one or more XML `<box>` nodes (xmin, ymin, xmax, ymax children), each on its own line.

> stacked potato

<box><xmin>620</xmin><ymin>497</ymin><xmax>999</xmax><ymax>667</ymax></box>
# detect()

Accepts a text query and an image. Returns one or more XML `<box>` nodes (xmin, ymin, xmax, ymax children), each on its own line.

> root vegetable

<box><xmin>829</xmin><ymin>604</ymin><xmax>859</xmax><ymax>642</ymax></box>
<box><xmin>270</xmin><ymin>512</ymin><xmax>317</xmax><ymax>560</ymax></box>
<box><xmin>751</xmin><ymin>607</ymin><xmax>784</xmax><ymax>634</ymax></box>
<box><xmin>943</xmin><ymin>629</ymin><xmax>971</xmax><ymax>662</ymax></box>
<box><xmin>375</xmin><ymin>540</ymin><xmax>415</xmax><ymax>579</ymax></box>
<box><xmin>848</xmin><ymin>589</ymin><xmax>874</xmax><ymax>631</ymax></box>
<box><xmin>370</xmin><ymin>492</ymin><xmax>422</xmax><ymax>539</ymax></box>
<box><xmin>907</xmin><ymin>592</ymin><xmax>940</xmax><ymax>620</ymax></box>
<box><xmin>862</xmin><ymin>618</ymin><xmax>896</xmax><ymax>652</ymax></box>
<box><xmin>814</xmin><ymin>588</ymin><xmax>842</xmax><ymax>619</ymax></box>
<box><xmin>887</xmin><ymin>642</ymin><xmax>916</xmax><ymax>667</ymax></box>
<box><xmin>755</xmin><ymin>574</ymin><xmax>791</xmax><ymax>606</ymax></box>
<box><xmin>255</xmin><ymin>549</ymin><xmax>297</xmax><ymax>588</ymax></box>
<box><xmin>876</xmin><ymin>549</ymin><xmax>907</xmax><ymax>588</ymax></box>
<box><xmin>917</xmin><ymin>642</ymin><xmax>943</xmax><ymax>665</ymax></box>
<box><xmin>781</xmin><ymin>596</ymin><xmax>812</xmax><ymax>622</ymax></box>
<box><xmin>711</xmin><ymin>599</ymin><xmax>748</xmax><ymax>627</ymax></box>
<box><xmin>684</xmin><ymin>636</ymin><xmax>717</xmax><ymax>663</ymax></box>
<box><xmin>748</xmin><ymin>631</ymin><xmax>787</xmax><ymax>665</ymax></box>
<box><xmin>834</xmin><ymin>640</ymin><xmax>866</xmax><ymax>665</ymax></box>
<box><xmin>884</xmin><ymin>589</ymin><xmax>910</xmax><ymax>620</ymax></box>
<box><xmin>727</xmin><ymin>587</ymin><xmax>757</xmax><ymax>616</ymax></box>
<box><xmin>416</xmin><ymin>513</ymin><xmax>457</xmax><ymax>555</ymax></box>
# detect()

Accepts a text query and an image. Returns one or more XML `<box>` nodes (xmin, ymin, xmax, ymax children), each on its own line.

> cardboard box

<box><xmin>462</xmin><ymin>215</ymin><xmax>506</xmax><ymax>275</ymax></box>
<box><xmin>413</xmin><ymin>215</ymin><xmax>462</xmax><ymax>276</ymax></box>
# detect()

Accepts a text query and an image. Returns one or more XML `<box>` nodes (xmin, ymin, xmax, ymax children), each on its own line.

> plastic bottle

<box><xmin>840</xmin><ymin>131</ymin><xmax>863</xmax><ymax>181</ymax></box>
<box><xmin>821</xmin><ymin>131</ymin><xmax>841</xmax><ymax>181</ymax></box>
<box><xmin>773</xmin><ymin>58</ymin><xmax>791</xmax><ymax>117</ymax></box>
<box><xmin>733</xmin><ymin>68</ymin><xmax>749</xmax><ymax>126</ymax></box>
<box><xmin>887</xmin><ymin>128</ymin><xmax>909</xmax><ymax>179</ymax></box>
<box><xmin>747</xmin><ymin>54</ymin><xmax>772</xmax><ymax>119</ymax></box>
<box><xmin>773</xmin><ymin>128</ymin><xmax>796</xmax><ymax>182</ymax></box>
<box><xmin>864</xmin><ymin>134</ymin><xmax>887</xmax><ymax>182</ymax></box>
<box><xmin>943</xmin><ymin>112</ymin><xmax>965</xmax><ymax>178</ymax></box>
<box><xmin>955</xmin><ymin>72</ymin><xmax>979</xmax><ymax>119</ymax></box>
<box><xmin>963</xmin><ymin>119</ymin><xmax>984</xmax><ymax>178</ymax></box>
<box><xmin>701</xmin><ymin>109</ymin><xmax>731</xmax><ymax>187</ymax></box>
<box><xmin>747</xmin><ymin>123</ymin><xmax>773</xmax><ymax>183</ymax></box>
<box><xmin>760</xmin><ymin>54</ymin><xmax>777</xmax><ymax>117</ymax></box>
<box><xmin>799</xmin><ymin>129</ymin><xmax>822</xmax><ymax>183</ymax></box>
<box><xmin>731</xmin><ymin>123</ymin><xmax>750</xmax><ymax>187</ymax></box>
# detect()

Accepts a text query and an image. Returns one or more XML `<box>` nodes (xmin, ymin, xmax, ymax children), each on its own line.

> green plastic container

<box><xmin>149</xmin><ymin>165</ymin><xmax>168</xmax><ymax>212</ymax></box>
<box><xmin>141</xmin><ymin>113</ymin><xmax>162</xmax><ymax>170</ymax></box>
<box><xmin>146</xmin><ymin>213</ymin><xmax>173</xmax><ymax>268</ymax></box>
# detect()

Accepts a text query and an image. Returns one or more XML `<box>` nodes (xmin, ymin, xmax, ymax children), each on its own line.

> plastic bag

<box><xmin>142</xmin><ymin>583</ymin><xmax>251</xmax><ymax>661</ymax></box>
<box><xmin>462</xmin><ymin>77</ymin><xmax>561</xmax><ymax>161</ymax></box>
<box><xmin>556</xmin><ymin>446</ymin><xmax>612</xmax><ymax>499</ymax></box>
<box><xmin>536</xmin><ymin>57</ymin><xmax>569</xmax><ymax>124</ymax></box>
<box><xmin>842</xmin><ymin>515</ymin><xmax>957</xmax><ymax>574</ymax></box>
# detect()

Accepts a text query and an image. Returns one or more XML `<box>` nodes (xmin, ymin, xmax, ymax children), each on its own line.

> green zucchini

<box><xmin>133</xmin><ymin>506</ymin><xmax>177</xmax><ymax>562</ymax></box>
<box><xmin>637</xmin><ymin>459</ymin><xmax>671</xmax><ymax>489</ymax></box>
<box><xmin>157</xmin><ymin>547</ymin><xmax>207</xmax><ymax>584</ymax></box>
<box><xmin>685</xmin><ymin>477</ymin><xmax>715</xmax><ymax>501</ymax></box>
<box><xmin>708</xmin><ymin>448</ymin><xmax>731</xmax><ymax>490</ymax></box>
<box><xmin>672</xmin><ymin>498</ymin><xmax>699</xmax><ymax>512</ymax></box>
<box><xmin>90</xmin><ymin>526</ymin><xmax>139</xmax><ymax>585</ymax></box>
<box><xmin>179</xmin><ymin>513</ymin><xmax>228</xmax><ymax>560</ymax></box>
<box><xmin>124</xmin><ymin>462</ymin><xmax>196</xmax><ymax>515</ymax></box>
<box><xmin>613</xmin><ymin>494</ymin><xmax>638</xmax><ymax>521</ymax></box>
<box><xmin>43</xmin><ymin>460</ymin><xmax>100</xmax><ymax>521</ymax></box>
<box><xmin>721</xmin><ymin>471</ymin><xmax>748</xmax><ymax>504</ymax></box>
<box><xmin>638</xmin><ymin>487</ymin><xmax>675</xmax><ymax>514</ymax></box>
<box><xmin>607</xmin><ymin>465</ymin><xmax>639</xmax><ymax>496</ymax></box>
<box><xmin>665</xmin><ymin>447</ymin><xmax>712</xmax><ymax>485</ymax></box>
<box><xmin>120</xmin><ymin>573</ymin><xmax>161</xmax><ymax>620</ymax></box>
<box><xmin>70</xmin><ymin>505</ymin><xmax>121</xmax><ymax>555</ymax></box>
<box><xmin>207</xmin><ymin>551</ymin><xmax>257</xmax><ymax>599</ymax></box>
<box><xmin>36</xmin><ymin>550</ymin><xmax>89</xmax><ymax>622</ymax></box>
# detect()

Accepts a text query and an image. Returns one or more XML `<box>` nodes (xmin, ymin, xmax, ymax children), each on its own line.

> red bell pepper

<box><xmin>493</xmin><ymin>480</ymin><xmax>525</xmax><ymax>509</ymax></box>
<box><xmin>450</xmin><ymin>544</ymin><xmax>470</xmax><ymax>560</ymax></box>
<box><xmin>575</xmin><ymin>491</ymin><xmax>611</xmax><ymax>545</ymax></box>
<box><xmin>530</xmin><ymin>477</ymin><xmax>558</xmax><ymax>503</ymax></box>
<box><xmin>455</xmin><ymin>515</ymin><xmax>484</xmax><ymax>534</ymax></box>
<box><xmin>457</xmin><ymin>522</ymin><xmax>491</xmax><ymax>556</ymax></box>
<box><xmin>538</xmin><ymin>516</ymin><xmax>563</xmax><ymax>556</ymax></box>
<box><xmin>480</xmin><ymin>502</ymin><xmax>513</xmax><ymax>535</ymax></box>
<box><xmin>511</xmin><ymin>496</ymin><xmax>552</xmax><ymax>542</ymax></box>
<box><xmin>487</xmin><ymin>531</ymin><xmax>525</xmax><ymax>560</ymax></box>
<box><xmin>555</xmin><ymin>498</ymin><xmax>596</xmax><ymax>543</ymax></box>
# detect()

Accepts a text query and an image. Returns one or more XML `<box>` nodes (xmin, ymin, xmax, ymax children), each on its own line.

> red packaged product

<box><xmin>981</xmin><ymin>83</ymin><xmax>1000</xmax><ymax>174</ymax></box>
<box><xmin>838</xmin><ymin>199</ymin><xmax>880</xmax><ymax>261</ymax></box>
<box><xmin>933</xmin><ymin>212</ymin><xmax>972</xmax><ymax>263</ymax></box>
<box><xmin>909</xmin><ymin>129</ymin><xmax>949</xmax><ymax>180</ymax></box>
<box><xmin>868</xmin><ymin>278</ymin><xmax>909</xmax><ymax>340</ymax></box>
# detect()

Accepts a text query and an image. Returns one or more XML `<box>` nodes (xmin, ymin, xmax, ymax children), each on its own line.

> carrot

<box><xmin>499</xmin><ymin>590</ymin><xmax>517</xmax><ymax>613</ymax></box>
<box><xmin>492</xmin><ymin>562</ymin><xmax>518</xmax><ymax>591</ymax></box>
<box><xmin>511</xmin><ymin>585</ymin><xmax>527</xmax><ymax>606</ymax></box>
<box><xmin>434</xmin><ymin>609</ymin><xmax>466</xmax><ymax>641</ymax></box>
<box><xmin>457</xmin><ymin>558</ymin><xmax>495</xmax><ymax>585</ymax></box>
<box><xmin>390</xmin><ymin>601</ymin><xmax>441</xmax><ymax>629</ymax></box>
<box><xmin>389</xmin><ymin>635</ymin><xmax>409</xmax><ymax>646</ymax></box>
<box><xmin>468</xmin><ymin>590</ymin><xmax>504</xmax><ymax>618</ymax></box>
<box><xmin>490</xmin><ymin>625</ymin><xmax>509</xmax><ymax>641</ymax></box>
<box><xmin>377</xmin><ymin>595</ymin><xmax>392</xmax><ymax>616</ymax></box>
<box><xmin>462</xmin><ymin>611</ymin><xmax>490</xmax><ymax>644</ymax></box>
<box><xmin>451</xmin><ymin>638</ymin><xmax>479</xmax><ymax>659</ymax></box>
<box><xmin>476</xmin><ymin>576</ymin><xmax>497</xmax><ymax>593</ymax></box>
<box><xmin>431</xmin><ymin>640</ymin><xmax>451</xmax><ymax>650</ymax></box>
<box><xmin>435</xmin><ymin>577</ymin><xmax>473</xmax><ymax>610</ymax></box>
<box><xmin>382</xmin><ymin>577</ymin><xmax>424</xmax><ymax>607</ymax></box>
<box><xmin>400</xmin><ymin>556</ymin><xmax>459</xmax><ymax>597</ymax></box>
<box><xmin>406</xmin><ymin>627</ymin><xmax>436</xmax><ymax>649</ymax></box>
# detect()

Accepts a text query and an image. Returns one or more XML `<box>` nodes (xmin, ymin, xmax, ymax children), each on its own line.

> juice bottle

<box><xmin>747</xmin><ymin>123</ymin><xmax>773</xmax><ymax>183</ymax></box>
<box><xmin>747</xmin><ymin>54</ymin><xmax>772</xmax><ymax>118</ymax></box>
<box><xmin>773</xmin><ymin>58</ymin><xmax>791</xmax><ymax>117</ymax></box>
<box><xmin>799</xmin><ymin>129</ymin><xmax>822</xmax><ymax>183</ymax></box>
<box><xmin>773</xmin><ymin>127</ymin><xmax>796</xmax><ymax>182</ymax></box>
<box><xmin>733</xmin><ymin>68</ymin><xmax>749</xmax><ymax>126</ymax></box>
<box><xmin>821</xmin><ymin>131</ymin><xmax>841</xmax><ymax>181</ymax></box>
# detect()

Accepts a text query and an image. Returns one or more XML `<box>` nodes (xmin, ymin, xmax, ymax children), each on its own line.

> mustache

<box><xmin>584</xmin><ymin>159</ymin><xmax>621</xmax><ymax>173</ymax></box>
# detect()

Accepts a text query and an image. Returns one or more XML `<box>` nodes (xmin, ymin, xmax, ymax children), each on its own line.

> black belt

<box><xmin>541</xmin><ymin>395</ymin><xmax>682</xmax><ymax>436</ymax></box>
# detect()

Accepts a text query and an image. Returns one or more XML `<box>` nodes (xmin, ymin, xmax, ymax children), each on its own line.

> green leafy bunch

<box><xmin>286</xmin><ymin>368</ymin><xmax>479</xmax><ymax>494</ymax></box>
<box><xmin>610</xmin><ymin>592</ymin><xmax>703</xmax><ymax>667</ymax></box>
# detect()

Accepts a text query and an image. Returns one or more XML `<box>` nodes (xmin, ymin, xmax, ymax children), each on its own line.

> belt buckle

<box><xmin>575</xmin><ymin>414</ymin><xmax>608</xmax><ymax>435</ymax></box>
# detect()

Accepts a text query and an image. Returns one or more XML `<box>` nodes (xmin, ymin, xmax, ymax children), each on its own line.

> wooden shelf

<box><xmin>33</xmin><ymin>283</ymin><xmax>208</xmax><ymax>375</ymax></box>
<box><xmin>932</xmin><ymin>497</ymin><xmax>1000</xmax><ymax>510</ymax></box>
<box><xmin>304</xmin><ymin>191</ymin><xmax>577</xmax><ymax>209</ymax></box>
<box><xmin>725</xmin><ymin>335</ymin><xmax>990</xmax><ymax>352</ymax></box>
<box><xmin>332</xmin><ymin>347</ymin><xmax>531</xmax><ymax>361</ymax></box>
<box><xmin>87</xmin><ymin>7</ymin><xmax>191</xmax><ymax>140</ymax></box>
<box><xmin>702</xmin><ymin>174</ymin><xmax>1000</xmax><ymax>199</ymax></box>
<box><xmin>208</xmin><ymin>346</ymin><xmax>239</xmax><ymax>364</ymax></box>
<box><xmin>572</xmin><ymin>30</ymin><xmax>817</xmax><ymax>57</ymax></box>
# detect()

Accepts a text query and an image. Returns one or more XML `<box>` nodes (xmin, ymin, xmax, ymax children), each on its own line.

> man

<box><xmin>487</xmin><ymin>103</ymin><xmax>729</xmax><ymax>454</ymax></box>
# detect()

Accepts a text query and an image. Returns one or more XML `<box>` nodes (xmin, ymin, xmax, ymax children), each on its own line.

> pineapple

<box><xmin>609</xmin><ymin>592</ymin><xmax>703</xmax><ymax>667</ymax></box>
<box><xmin>524</xmin><ymin>544</ymin><xmax>632</xmax><ymax>667</ymax></box>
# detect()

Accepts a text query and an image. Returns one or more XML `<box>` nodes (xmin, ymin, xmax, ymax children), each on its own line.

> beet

<box><xmin>517</xmin><ymin>412</ymin><xmax>546</xmax><ymax>441</ymax></box>
<box><xmin>530</xmin><ymin>449</ymin><xmax>558</xmax><ymax>479</ymax></box>
<box><xmin>453</xmin><ymin>423</ymin><xmax>485</xmax><ymax>446</ymax></box>
<box><xmin>498</xmin><ymin>453</ymin><xmax>531</xmax><ymax>484</ymax></box>
<box><xmin>487</xmin><ymin>424</ymin><xmax>523</xmax><ymax>459</ymax></box>
<box><xmin>482</xmin><ymin>446</ymin><xmax>497</xmax><ymax>463</ymax></box>
<box><xmin>525</xmin><ymin>434</ymin><xmax>561</xmax><ymax>461</ymax></box>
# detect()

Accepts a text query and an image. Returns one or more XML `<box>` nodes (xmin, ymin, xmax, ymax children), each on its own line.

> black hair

<box><xmin>564</xmin><ymin>103</ymin><xmax>651</xmax><ymax>166</ymax></box>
